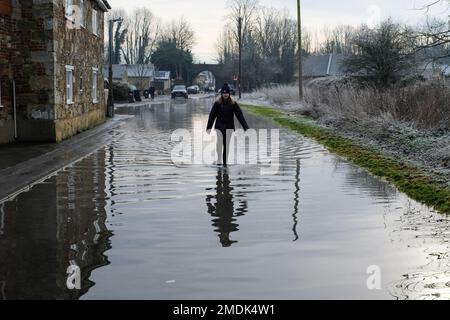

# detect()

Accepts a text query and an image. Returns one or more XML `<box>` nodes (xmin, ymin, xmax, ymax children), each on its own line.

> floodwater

<box><xmin>0</xmin><ymin>96</ymin><xmax>449</xmax><ymax>300</ymax></box>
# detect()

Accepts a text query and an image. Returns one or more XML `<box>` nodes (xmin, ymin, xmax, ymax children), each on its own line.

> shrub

<box><xmin>112</xmin><ymin>81</ymin><xmax>129</xmax><ymax>102</ymax></box>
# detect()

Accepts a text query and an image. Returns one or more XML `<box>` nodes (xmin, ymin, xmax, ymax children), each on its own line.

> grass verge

<box><xmin>242</xmin><ymin>103</ymin><xmax>450</xmax><ymax>214</ymax></box>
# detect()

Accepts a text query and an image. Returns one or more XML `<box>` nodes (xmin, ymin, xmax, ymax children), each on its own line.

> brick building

<box><xmin>0</xmin><ymin>0</ymin><xmax>111</xmax><ymax>144</ymax></box>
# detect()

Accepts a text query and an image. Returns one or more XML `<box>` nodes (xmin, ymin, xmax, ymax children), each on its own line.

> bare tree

<box><xmin>302</xmin><ymin>28</ymin><xmax>312</xmax><ymax>56</ymax></box>
<box><xmin>413</xmin><ymin>0</ymin><xmax>450</xmax><ymax>52</ymax></box>
<box><xmin>160</xmin><ymin>17</ymin><xmax>196</xmax><ymax>52</ymax></box>
<box><xmin>344</xmin><ymin>20</ymin><xmax>417</xmax><ymax>88</ymax></box>
<box><xmin>414</xmin><ymin>0</ymin><xmax>450</xmax><ymax>11</ymax></box>
<box><xmin>415</xmin><ymin>17</ymin><xmax>450</xmax><ymax>60</ymax></box>
<box><xmin>216</xmin><ymin>3</ymin><xmax>300</xmax><ymax>89</ymax></box>
<box><xmin>122</xmin><ymin>8</ymin><xmax>160</xmax><ymax>65</ymax></box>
<box><xmin>245</xmin><ymin>7</ymin><xmax>299</xmax><ymax>86</ymax></box>
<box><xmin>318</xmin><ymin>25</ymin><xmax>355</xmax><ymax>54</ymax></box>
<box><xmin>215</xmin><ymin>27</ymin><xmax>235</xmax><ymax>64</ymax></box>
<box><xmin>227</xmin><ymin>0</ymin><xmax>259</xmax><ymax>43</ymax></box>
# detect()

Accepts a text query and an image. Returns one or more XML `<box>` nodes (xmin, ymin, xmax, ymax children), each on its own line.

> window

<box><xmin>65</xmin><ymin>0</ymin><xmax>74</xmax><ymax>21</ymax></box>
<box><xmin>92</xmin><ymin>9</ymin><xmax>98</xmax><ymax>36</ymax></box>
<box><xmin>92</xmin><ymin>68</ymin><xmax>98</xmax><ymax>103</ymax></box>
<box><xmin>79</xmin><ymin>76</ymin><xmax>83</xmax><ymax>92</ymax></box>
<box><xmin>79</xmin><ymin>0</ymin><xmax>85</xmax><ymax>27</ymax></box>
<box><xmin>66</xmin><ymin>66</ymin><xmax>74</xmax><ymax>105</ymax></box>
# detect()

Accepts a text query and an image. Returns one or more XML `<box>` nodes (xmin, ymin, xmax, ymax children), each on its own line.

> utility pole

<box><xmin>297</xmin><ymin>0</ymin><xmax>303</xmax><ymax>100</ymax></box>
<box><xmin>238</xmin><ymin>16</ymin><xmax>242</xmax><ymax>99</ymax></box>
<box><xmin>108</xmin><ymin>17</ymin><xmax>123</xmax><ymax>118</ymax></box>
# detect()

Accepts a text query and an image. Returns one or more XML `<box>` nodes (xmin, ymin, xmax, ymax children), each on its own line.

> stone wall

<box><xmin>0</xmin><ymin>1</ymin><xmax>14</xmax><ymax>143</ymax></box>
<box><xmin>53</xmin><ymin>0</ymin><xmax>106</xmax><ymax>142</ymax></box>
<box><xmin>0</xmin><ymin>0</ymin><xmax>55</xmax><ymax>142</ymax></box>
<box><xmin>0</xmin><ymin>0</ymin><xmax>107</xmax><ymax>144</ymax></box>
<box><xmin>12</xmin><ymin>0</ymin><xmax>54</xmax><ymax>141</ymax></box>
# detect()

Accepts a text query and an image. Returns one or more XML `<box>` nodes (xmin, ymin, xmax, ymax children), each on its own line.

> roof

<box><xmin>154</xmin><ymin>71</ymin><xmax>171</xmax><ymax>80</ymax></box>
<box><xmin>417</xmin><ymin>62</ymin><xmax>450</xmax><ymax>78</ymax></box>
<box><xmin>103</xmin><ymin>0</ymin><xmax>112</xmax><ymax>9</ymax></box>
<box><xmin>95</xmin><ymin>0</ymin><xmax>111</xmax><ymax>12</ymax></box>
<box><xmin>103</xmin><ymin>64</ymin><xmax>155</xmax><ymax>79</ymax></box>
<box><xmin>303</xmin><ymin>54</ymin><xmax>346</xmax><ymax>77</ymax></box>
<box><xmin>103</xmin><ymin>65</ymin><xmax>125</xmax><ymax>79</ymax></box>
<box><xmin>125</xmin><ymin>65</ymin><xmax>154</xmax><ymax>77</ymax></box>
<box><xmin>327</xmin><ymin>54</ymin><xmax>346</xmax><ymax>77</ymax></box>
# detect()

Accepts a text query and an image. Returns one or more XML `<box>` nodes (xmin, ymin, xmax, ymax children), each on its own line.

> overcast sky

<box><xmin>107</xmin><ymin>0</ymin><xmax>450</xmax><ymax>63</ymax></box>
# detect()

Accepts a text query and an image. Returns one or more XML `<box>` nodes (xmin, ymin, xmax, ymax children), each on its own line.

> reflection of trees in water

<box><xmin>0</xmin><ymin>149</ymin><xmax>112</xmax><ymax>300</ymax></box>
<box><xmin>116</xmin><ymin>102</ymin><xmax>194</xmax><ymax>132</ymax></box>
<box><xmin>331</xmin><ymin>157</ymin><xmax>397</xmax><ymax>201</ymax></box>
<box><xmin>206</xmin><ymin>169</ymin><xmax>248</xmax><ymax>247</ymax></box>
<box><xmin>292</xmin><ymin>159</ymin><xmax>300</xmax><ymax>242</ymax></box>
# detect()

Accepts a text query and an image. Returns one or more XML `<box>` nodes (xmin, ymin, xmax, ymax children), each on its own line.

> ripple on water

<box><xmin>390</xmin><ymin>271</ymin><xmax>450</xmax><ymax>300</ymax></box>
<box><xmin>2</xmin><ymin>98</ymin><xmax>448</xmax><ymax>300</ymax></box>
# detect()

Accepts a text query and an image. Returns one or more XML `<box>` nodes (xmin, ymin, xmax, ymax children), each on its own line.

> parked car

<box><xmin>187</xmin><ymin>85</ymin><xmax>200</xmax><ymax>94</ymax></box>
<box><xmin>128</xmin><ymin>84</ymin><xmax>141</xmax><ymax>102</ymax></box>
<box><xmin>171</xmin><ymin>85</ymin><xmax>188</xmax><ymax>99</ymax></box>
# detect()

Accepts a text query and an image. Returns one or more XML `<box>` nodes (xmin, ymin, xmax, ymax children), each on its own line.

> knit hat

<box><xmin>221</xmin><ymin>83</ymin><xmax>231</xmax><ymax>94</ymax></box>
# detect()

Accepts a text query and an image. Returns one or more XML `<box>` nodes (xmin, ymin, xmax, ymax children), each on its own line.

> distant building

<box><xmin>153</xmin><ymin>71</ymin><xmax>171</xmax><ymax>95</ymax></box>
<box><xmin>417</xmin><ymin>62</ymin><xmax>450</xmax><ymax>82</ymax></box>
<box><xmin>0</xmin><ymin>0</ymin><xmax>111</xmax><ymax>144</ymax></box>
<box><xmin>103</xmin><ymin>64</ymin><xmax>155</xmax><ymax>91</ymax></box>
<box><xmin>302</xmin><ymin>54</ymin><xmax>346</xmax><ymax>79</ymax></box>
<box><xmin>301</xmin><ymin>53</ymin><xmax>450</xmax><ymax>85</ymax></box>
<box><xmin>195</xmin><ymin>71</ymin><xmax>215</xmax><ymax>91</ymax></box>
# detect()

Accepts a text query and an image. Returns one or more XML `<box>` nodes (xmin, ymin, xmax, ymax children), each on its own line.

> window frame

<box><xmin>66</xmin><ymin>65</ymin><xmax>75</xmax><ymax>105</ymax></box>
<box><xmin>92</xmin><ymin>67</ymin><xmax>98</xmax><ymax>103</ymax></box>
<box><xmin>79</xmin><ymin>0</ymin><xmax>85</xmax><ymax>28</ymax></box>
<box><xmin>64</xmin><ymin>0</ymin><xmax>75</xmax><ymax>22</ymax></box>
<box><xmin>92</xmin><ymin>9</ymin><xmax>98</xmax><ymax>36</ymax></box>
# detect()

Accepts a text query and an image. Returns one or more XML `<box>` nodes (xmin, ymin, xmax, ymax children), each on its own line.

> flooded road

<box><xmin>0</xmin><ymin>96</ymin><xmax>449</xmax><ymax>300</ymax></box>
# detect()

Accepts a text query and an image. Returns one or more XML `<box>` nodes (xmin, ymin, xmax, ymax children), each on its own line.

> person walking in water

<box><xmin>207</xmin><ymin>83</ymin><xmax>249</xmax><ymax>167</ymax></box>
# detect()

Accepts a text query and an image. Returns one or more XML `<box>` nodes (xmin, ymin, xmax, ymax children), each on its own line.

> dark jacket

<box><xmin>207</xmin><ymin>97</ymin><xmax>249</xmax><ymax>131</ymax></box>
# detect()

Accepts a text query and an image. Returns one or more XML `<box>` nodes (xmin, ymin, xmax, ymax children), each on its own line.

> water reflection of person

<box><xmin>206</xmin><ymin>169</ymin><xmax>247</xmax><ymax>247</ymax></box>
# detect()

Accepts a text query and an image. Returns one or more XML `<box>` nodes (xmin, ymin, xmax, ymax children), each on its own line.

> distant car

<box><xmin>171</xmin><ymin>85</ymin><xmax>188</xmax><ymax>99</ymax></box>
<box><xmin>205</xmin><ymin>86</ymin><xmax>215</xmax><ymax>93</ymax></box>
<box><xmin>187</xmin><ymin>85</ymin><xmax>200</xmax><ymax>94</ymax></box>
<box><xmin>228</xmin><ymin>84</ymin><xmax>236</xmax><ymax>95</ymax></box>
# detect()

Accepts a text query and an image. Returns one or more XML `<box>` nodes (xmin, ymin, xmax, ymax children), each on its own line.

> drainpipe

<box><xmin>12</xmin><ymin>79</ymin><xmax>17</xmax><ymax>139</ymax></box>
<box><xmin>326</xmin><ymin>53</ymin><xmax>333</xmax><ymax>76</ymax></box>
